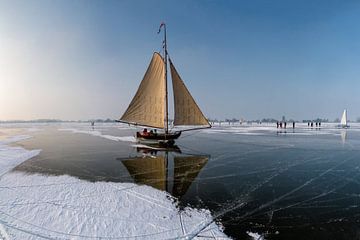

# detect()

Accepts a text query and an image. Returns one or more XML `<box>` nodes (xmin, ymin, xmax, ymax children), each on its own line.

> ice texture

<box><xmin>0</xmin><ymin>131</ymin><xmax>229</xmax><ymax>239</ymax></box>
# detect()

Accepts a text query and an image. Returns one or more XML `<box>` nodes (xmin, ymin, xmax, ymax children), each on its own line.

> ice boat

<box><xmin>338</xmin><ymin>109</ymin><xmax>350</xmax><ymax>128</ymax></box>
<box><xmin>117</xmin><ymin>23</ymin><xmax>211</xmax><ymax>145</ymax></box>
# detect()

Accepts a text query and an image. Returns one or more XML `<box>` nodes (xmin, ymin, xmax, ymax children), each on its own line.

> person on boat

<box><xmin>154</xmin><ymin>129</ymin><xmax>158</xmax><ymax>135</ymax></box>
<box><xmin>142</xmin><ymin>128</ymin><xmax>149</xmax><ymax>136</ymax></box>
<box><xmin>150</xmin><ymin>130</ymin><xmax>154</xmax><ymax>135</ymax></box>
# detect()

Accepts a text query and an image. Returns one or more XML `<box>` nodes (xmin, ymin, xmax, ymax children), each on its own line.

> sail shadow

<box><xmin>118</xmin><ymin>147</ymin><xmax>209</xmax><ymax>199</ymax></box>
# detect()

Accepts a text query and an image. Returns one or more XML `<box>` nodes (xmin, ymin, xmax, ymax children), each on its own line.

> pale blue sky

<box><xmin>1</xmin><ymin>0</ymin><xmax>360</xmax><ymax>121</ymax></box>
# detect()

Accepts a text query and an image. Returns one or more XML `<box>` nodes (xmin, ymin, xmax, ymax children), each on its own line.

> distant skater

<box><xmin>276</xmin><ymin>121</ymin><xmax>279</xmax><ymax>128</ymax></box>
<box><xmin>293</xmin><ymin>122</ymin><xmax>295</xmax><ymax>129</ymax></box>
<box><xmin>308</xmin><ymin>122</ymin><xmax>310</xmax><ymax>127</ymax></box>
<box><xmin>319</xmin><ymin>122</ymin><xmax>321</xmax><ymax>127</ymax></box>
<box><xmin>311</xmin><ymin>122</ymin><xmax>313</xmax><ymax>128</ymax></box>
<box><xmin>315</xmin><ymin>122</ymin><xmax>318</xmax><ymax>127</ymax></box>
<box><xmin>280</xmin><ymin>122</ymin><xmax>282</xmax><ymax>128</ymax></box>
<box><xmin>284</xmin><ymin>122</ymin><xmax>287</xmax><ymax>128</ymax></box>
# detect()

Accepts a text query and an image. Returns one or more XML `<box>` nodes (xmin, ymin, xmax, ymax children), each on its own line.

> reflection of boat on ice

<box><xmin>340</xmin><ymin>130</ymin><xmax>347</xmax><ymax>144</ymax></box>
<box><xmin>134</xmin><ymin>143</ymin><xmax>182</xmax><ymax>153</ymax></box>
<box><xmin>117</xmin><ymin>23</ymin><xmax>211</xmax><ymax>146</ymax></box>
<box><xmin>340</xmin><ymin>131</ymin><xmax>347</xmax><ymax>144</ymax></box>
<box><xmin>118</xmin><ymin>149</ymin><xmax>208</xmax><ymax>198</ymax></box>
<box><xmin>338</xmin><ymin>109</ymin><xmax>350</xmax><ymax>128</ymax></box>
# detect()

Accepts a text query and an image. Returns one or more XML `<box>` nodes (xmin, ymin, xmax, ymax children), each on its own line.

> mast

<box><xmin>163</xmin><ymin>23</ymin><xmax>169</xmax><ymax>134</ymax></box>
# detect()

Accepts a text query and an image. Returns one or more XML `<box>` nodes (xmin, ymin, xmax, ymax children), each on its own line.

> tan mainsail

<box><xmin>120</xmin><ymin>53</ymin><xmax>165</xmax><ymax>129</ymax></box>
<box><xmin>122</xmin><ymin>156</ymin><xmax>166</xmax><ymax>191</ymax></box>
<box><xmin>170</xmin><ymin>60</ymin><xmax>210</xmax><ymax>127</ymax></box>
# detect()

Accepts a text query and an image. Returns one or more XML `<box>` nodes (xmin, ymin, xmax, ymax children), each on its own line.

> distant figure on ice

<box><xmin>315</xmin><ymin>122</ymin><xmax>318</xmax><ymax>127</ymax></box>
<box><xmin>284</xmin><ymin>122</ymin><xmax>287</xmax><ymax>128</ymax></box>
<box><xmin>276</xmin><ymin>121</ymin><xmax>279</xmax><ymax>128</ymax></box>
<box><xmin>280</xmin><ymin>122</ymin><xmax>282</xmax><ymax>128</ymax></box>
<box><xmin>293</xmin><ymin>122</ymin><xmax>295</xmax><ymax>129</ymax></box>
<box><xmin>311</xmin><ymin>122</ymin><xmax>313</xmax><ymax>128</ymax></box>
<box><xmin>91</xmin><ymin>121</ymin><xmax>95</xmax><ymax>126</ymax></box>
<box><xmin>319</xmin><ymin>122</ymin><xmax>321</xmax><ymax>127</ymax></box>
<box><xmin>308</xmin><ymin>122</ymin><xmax>310</xmax><ymax>127</ymax></box>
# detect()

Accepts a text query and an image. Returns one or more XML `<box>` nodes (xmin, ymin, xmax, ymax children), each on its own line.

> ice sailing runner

<box><xmin>117</xmin><ymin>23</ymin><xmax>211</xmax><ymax>145</ymax></box>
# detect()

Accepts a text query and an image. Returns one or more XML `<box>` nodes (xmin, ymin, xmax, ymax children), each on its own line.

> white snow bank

<box><xmin>0</xmin><ymin>172</ymin><xmax>228</xmax><ymax>239</ymax></box>
<box><xmin>204</xmin><ymin>124</ymin><xmax>356</xmax><ymax>137</ymax></box>
<box><xmin>0</xmin><ymin>223</ymin><xmax>10</xmax><ymax>240</ymax></box>
<box><xmin>0</xmin><ymin>134</ymin><xmax>41</xmax><ymax>239</ymax></box>
<box><xmin>26</xmin><ymin>128</ymin><xmax>43</xmax><ymax>132</ymax></box>
<box><xmin>247</xmin><ymin>231</ymin><xmax>265</xmax><ymax>240</ymax></box>
<box><xmin>59</xmin><ymin>128</ymin><xmax>136</xmax><ymax>143</ymax></box>
<box><xmin>0</xmin><ymin>135</ymin><xmax>41</xmax><ymax>177</ymax></box>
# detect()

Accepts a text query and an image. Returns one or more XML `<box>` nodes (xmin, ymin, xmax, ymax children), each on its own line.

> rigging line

<box><xmin>176</xmin><ymin>143</ymin><xmax>209</xmax><ymax>156</ymax></box>
<box><xmin>178</xmin><ymin>130</ymin><xmax>202</xmax><ymax>139</ymax></box>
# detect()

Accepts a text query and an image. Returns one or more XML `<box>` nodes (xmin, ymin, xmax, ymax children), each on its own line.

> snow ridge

<box><xmin>59</xmin><ymin>128</ymin><xmax>136</xmax><ymax>142</ymax></box>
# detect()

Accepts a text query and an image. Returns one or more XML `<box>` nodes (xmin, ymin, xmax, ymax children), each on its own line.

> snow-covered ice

<box><xmin>59</xmin><ymin>128</ymin><xmax>137</xmax><ymax>143</ymax></box>
<box><xmin>0</xmin><ymin>173</ymin><xmax>228</xmax><ymax>239</ymax></box>
<box><xmin>0</xmin><ymin>128</ymin><xmax>229</xmax><ymax>239</ymax></box>
<box><xmin>0</xmin><ymin>135</ymin><xmax>41</xmax><ymax>176</ymax></box>
<box><xmin>247</xmin><ymin>231</ymin><xmax>264</xmax><ymax>240</ymax></box>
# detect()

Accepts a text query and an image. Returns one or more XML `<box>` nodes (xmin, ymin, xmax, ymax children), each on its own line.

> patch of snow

<box><xmin>58</xmin><ymin>128</ymin><xmax>136</xmax><ymax>143</ymax></box>
<box><xmin>26</xmin><ymin>128</ymin><xmax>42</xmax><ymax>132</ymax></box>
<box><xmin>0</xmin><ymin>135</ymin><xmax>41</xmax><ymax>177</ymax></box>
<box><xmin>1</xmin><ymin>135</ymin><xmax>32</xmax><ymax>144</ymax></box>
<box><xmin>0</xmin><ymin>223</ymin><xmax>10</xmax><ymax>240</ymax></box>
<box><xmin>203</xmin><ymin>124</ymin><xmax>359</xmax><ymax>137</ymax></box>
<box><xmin>0</xmin><ymin>172</ymin><xmax>228</xmax><ymax>239</ymax></box>
<box><xmin>247</xmin><ymin>231</ymin><xmax>264</xmax><ymax>240</ymax></box>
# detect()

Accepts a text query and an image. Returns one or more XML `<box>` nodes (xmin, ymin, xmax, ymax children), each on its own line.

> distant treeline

<box><xmin>0</xmin><ymin>119</ymin><xmax>63</xmax><ymax>123</ymax></box>
<box><xmin>302</xmin><ymin>118</ymin><xmax>329</xmax><ymax>123</ymax></box>
<box><xmin>207</xmin><ymin>117</ymin><xmax>360</xmax><ymax>123</ymax></box>
<box><xmin>0</xmin><ymin>119</ymin><xmax>117</xmax><ymax>123</ymax></box>
<box><xmin>2</xmin><ymin>117</ymin><xmax>360</xmax><ymax>124</ymax></box>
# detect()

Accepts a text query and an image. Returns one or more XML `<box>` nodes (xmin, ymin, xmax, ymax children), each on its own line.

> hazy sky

<box><xmin>1</xmin><ymin>0</ymin><xmax>360</xmax><ymax>121</ymax></box>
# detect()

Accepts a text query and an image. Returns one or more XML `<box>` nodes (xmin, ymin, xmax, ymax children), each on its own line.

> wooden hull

<box><xmin>136</xmin><ymin>131</ymin><xmax>181</xmax><ymax>145</ymax></box>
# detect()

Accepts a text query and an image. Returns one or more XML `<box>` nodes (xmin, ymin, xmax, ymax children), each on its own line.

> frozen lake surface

<box><xmin>1</xmin><ymin>122</ymin><xmax>360</xmax><ymax>239</ymax></box>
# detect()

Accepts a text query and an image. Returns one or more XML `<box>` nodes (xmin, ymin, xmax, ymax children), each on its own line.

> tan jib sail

<box><xmin>120</xmin><ymin>52</ymin><xmax>165</xmax><ymax>129</ymax></box>
<box><xmin>170</xmin><ymin>59</ymin><xmax>210</xmax><ymax>127</ymax></box>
